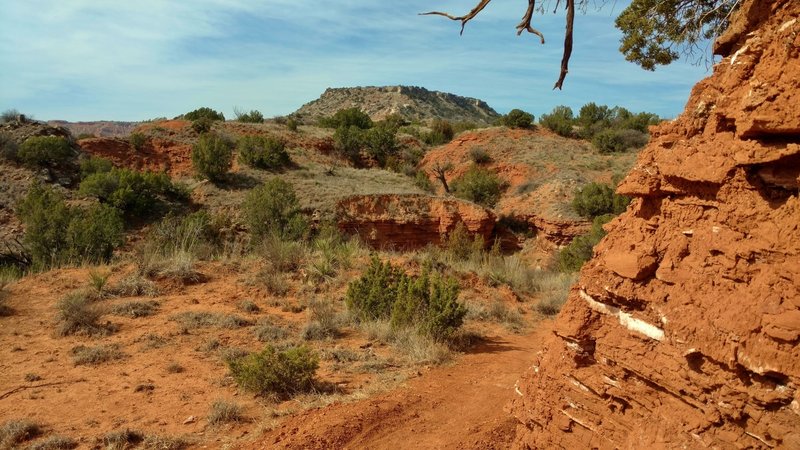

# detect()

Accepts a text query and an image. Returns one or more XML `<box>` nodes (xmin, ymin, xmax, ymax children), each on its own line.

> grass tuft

<box><xmin>207</xmin><ymin>400</ymin><xmax>244</xmax><ymax>425</ymax></box>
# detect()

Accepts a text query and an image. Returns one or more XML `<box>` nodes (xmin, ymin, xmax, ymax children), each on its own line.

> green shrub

<box><xmin>414</xmin><ymin>171</ymin><xmax>434</xmax><ymax>193</ymax></box>
<box><xmin>79</xmin><ymin>156</ymin><xmax>113</xmax><ymax>179</ymax></box>
<box><xmin>333</xmin><ymin>125</ymin><xmax>365</xmax><ymax>164</ymax></box>
<box><xmin>17</xmin><ymin>136</ymin><xmax>74</xmax><ymax>168</ymax></box>
<box><xmin>346</xmin><ymin>258</ymin><xmax>466</xmax><ymax>340</ymax></box>
<box><xmin>286</xmin><ymin>118</ymin><xmax>299</xmax><ymax>131</ymax></box>
<box><xmin>80</xmin><ymin>168</ymin><xmax>182</xmax><ymax>216</ymax></box>
<box><xmin>242</xmin><ymin>178</ymin><xmax>308</xmax><ymax>241</ymax></box>
<box><xmin>192</xmin><ymin>134</ymin><xmax>233</xmax><ymax>181</ymax></box>
<box><xmin>64</xmin><ymin>203</ymin><xmax>124</xmax><ymax>264</ymax></box>
<box><xmin>237</xmin><ymin>136</ymin><xmax>290</xmax><ymax>170</ymax></box>
<box><xmin>346</xmin><ymin>257</ymin><xmax>404</xmax><ymax>321</ymax></box>
<box><xmin>235</xmin><ymin>109</ymin><xmax>264</xmax><ymax>123</ymax></box>
<box><xmin>391</xmin><ymin>269</ymin><xmax>466</xmax><ymax>339</ymax></box>
<box><xmin>191</xmin><ymin>118</ymin><xmax>213</xmax><ymax>134</ymax></box>
<box><xmin>227</xmin><ymin>345</ymin><xmax>318</xmax><ymax>396</ymax></box>
<box><xmin>128</xmin><ymin>132</ymin><xmax>147</xmax><ymax>150</ymax></box>
<box><xmin>183</xmin><ymin>107</ymin><xmax>225</xmax><ymax>121</ymax></box>
<box><xmin>319</xmin><ymin>108</ymin><xmax>372</xmax><ymax>129</ymax></box>
<box><xmin>500</xmin><ymin>109</ymin><xmax>534</xmax><ymax>128</ymax></box>
<box><xmin>592</xmin><ymin>128</ymin><xmax>649</xmax><ymax>153</ymax></box>
<box><xmin>16</xmin><ymin>183</ymin><xmax>73</xmax><ymax>268</ymax></box>
<box><xmin>363</xmin><ymin>125</ymin><xmax>398</xmax><ymax>166</ymax></box>
<box><xmin>539</xmin><ymin>105</ymin><xmax>575</xmax><ymax>137</ymax></box>
<box><xmin>572</xmin><ymin>182</ymin><xmax>631</xmax><ymax>219</ymax></box>
<box><xmin>444</xmin><ymin>222</ymin><xmax>484</xmax><ymax>261</ymax></box>
<box><xmin>451</xmin><ymin>165</ymin><xmax>504</xmax><ymax>207</ymax></box>
<box><xmin>557</xmin><ymin>214</ymin><xmax>614</xmax><ymax>272</ymax></box>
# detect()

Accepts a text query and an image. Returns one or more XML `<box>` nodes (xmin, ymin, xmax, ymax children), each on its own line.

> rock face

<box><xmin>293</xmin><ymin>86</ymin><xmax>500</xmax><ymax>125</ymax></box>
<box><xmin>78</xmin><ymin>137</ymin><xmax>193</xmax><ymax>176</ymax></box>
<box><xmin>47</xmin><ymin>121</ymin><xmax>139</xmax><ymax>138</ymax></box>
<box><xmin>512</xmin><ymin>1</ymin><xmax>800</xmax><ymax>448</ymax></box>
<box><xmin>336</xmin><ymin>194</ymin><xmax>495</xmax><ymax>250</ymax></box>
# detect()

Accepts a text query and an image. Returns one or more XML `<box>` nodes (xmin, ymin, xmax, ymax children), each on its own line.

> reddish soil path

<box><xmin>243</xmin><ymin>326</ymin><xmax>550</xmax><ymax>449</ymax></box>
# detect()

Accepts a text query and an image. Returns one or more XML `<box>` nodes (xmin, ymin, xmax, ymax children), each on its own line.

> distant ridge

<box><xmin>293</xmin><ymin>86</ymin><xmax>500</xmax><ymax>125</ymax></box>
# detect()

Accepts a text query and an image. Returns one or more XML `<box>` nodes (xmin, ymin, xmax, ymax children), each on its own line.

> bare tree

<box><xmin>421</xmin><ymin>0</ymin><xmax>574</xmax><ymax>90</ymax></box>
<box><xmin>430</xmin><ymin>162</ymin><xmax>454</xmax><ymax>193</ymax></box>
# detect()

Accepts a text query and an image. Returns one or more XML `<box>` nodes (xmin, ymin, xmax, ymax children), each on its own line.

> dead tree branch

<box><xmin>420</xmin><ymin>0</ymin><xmax>494</xmax><ymax>35</ymax></box>
<box><xmin>422</xmin><ymin>0</ymin><xmax>577</xmax><ymax>89</ymax></box>
<box><xmin>430</xmin><ymin>162</ymin><xmax>453</xmax><ymax>193</ymax></box>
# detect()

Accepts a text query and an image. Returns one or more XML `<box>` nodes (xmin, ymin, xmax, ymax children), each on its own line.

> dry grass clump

<box><xmin>253</xmin><ymin>320</ymin><xmax>291</xmax><ymax>343</ymax></box>
<box><xmin>0</xmin><ymin>419</ymin><xmax>42</xmax><ymax>448</ymax></box>
<box><xmin>0</xmin><ymin>278</ymin><xmax>11</xmax><ymax>317</ymax></box>
<box><xmin>301</xmin><ymin>299</ymin><xmax>346</xmax><ymax>340</ymax></box>
<box><xmin>207</xmin><ymin>400</ymin><xmax>244</xmax><ymax>425</ymax></box>
<box><xmin>26</xmin><ymin>435</ymin><xmax>77</xmax><ymax>450</ymax></box>
<box><xmin>55</xmin><ymin>291</ymin><xmax>116</xmax><ymax>337</ymax></box>
<box><xmin>165</xmin><ymin>362</ymin><xmax>184</xmax><ymax>373</ymax></box>
<box><xmin>140</xmin><ymin>434</ymin><xmax>189</xmax><ymax>450</ymax></box>
<box><xmin>70</xmin><ymin>344</ymin><xmax>126</xmax><ymax>366</ymax></box>
<box><xmin>108</xmin><ymin>275</ymin><xmax>159</xmax><ymax>297</ymax></box>
<box><xmin>100</xmin><ymin>429</ymin><xmax>144</xmax><ymax>450</ymax></box>
<box><xmin>358</xmin><ymin>321</ymin><xmax>453</xmax><ymax>366</ymax></box>
<box><xmin>261</xmin><ymin>272</ymin><xmax>290</xmax><ymax>297</ymax></box>
<box><xmin>466</xmin><ymin>300</ymin><xmax>525</xmax><ymax>332</ymax></box>
<box><xmin>237</xmin><ymin>299</ymin><xmax>260</xmax><ymax>313</ymax></box>
<box><xmin>170</xmin><ymin>311</ymin><xmax>252</xmax><ymax>329</ymax></box>
<box><xmin>534</xmin><ymin>272</ymin><xmax>577</xmax><ymax>316</ymax></box>
<box><xmin>259</xmin><ymin>234</ymin><xmax>306</xmax><ymax>273</ymax></box>
<box><xmin>111</xmin><ymin>300</ymin><xmax>160</xmax><ymax>318</ymax></box>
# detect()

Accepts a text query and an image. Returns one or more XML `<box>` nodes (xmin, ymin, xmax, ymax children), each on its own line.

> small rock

<box><xmin>183</xmin><ymin>416</ymin><xmax>196</xmax><ymax>424</ymax></box>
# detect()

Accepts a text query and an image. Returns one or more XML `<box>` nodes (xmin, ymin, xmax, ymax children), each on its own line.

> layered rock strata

<box><xmin>513</xmin><ymin>1</ymin><xmax>800</xmax><ymax>448</ymax></box>
<box><xmin>336</xmin><ymin>194</ymin><xmax>495</xmax><ymax>250</ymax></box>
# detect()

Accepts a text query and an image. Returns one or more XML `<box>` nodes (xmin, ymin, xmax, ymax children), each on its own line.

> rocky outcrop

<box><xmin>47</xmin><ymin>121</ymin><xmax>140</xmax><ymax>138</ymax></box>
<box><xmin>293</xmin><ymin>86</ymin><xmax>500</xmax><ymax>125</ymax></box>
<box><xmin>78</xmin><ymin>137</ymin><xmax>193</xmax><ymax>176</ymax></box>
<box><xmin>336</xmin><ymin>194</ymin><xmax>495</xmax><ymax>250</ymax></box>
<box><xmin>512</xmin><ymin>1</ymin><xmax>800</xmax><ymax>448</ymax></box>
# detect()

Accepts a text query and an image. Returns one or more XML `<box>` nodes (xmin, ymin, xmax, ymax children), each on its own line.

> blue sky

<box><xmin>0</xmin><ymin>1</ymin><xmax>715</xmax><ymax>122</ymax></box>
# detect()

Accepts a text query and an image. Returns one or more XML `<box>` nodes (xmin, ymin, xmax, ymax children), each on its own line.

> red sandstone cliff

<box><xmin>512</xmin><ymin>1</ymin><xmax>800</xmax><ymax>448</ymax></box>
<box><xmin>336</xmin><ymin>194</ymin><xmax>495</xmax><ymax>250</ymax></box>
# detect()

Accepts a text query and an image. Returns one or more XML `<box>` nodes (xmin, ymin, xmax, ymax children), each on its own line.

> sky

<box><xmin>0</xmin><ymin>1</ymin><xmax>717</xmax><ymax>122</ymax></box>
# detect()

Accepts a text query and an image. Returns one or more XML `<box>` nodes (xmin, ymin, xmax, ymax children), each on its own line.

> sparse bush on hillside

<box><xmin>451</xmin><ymin>165</ymin><xmax>504</xmax><ymax>208</ymax></box>
<box><xmin>444</xmin><ymin>222</ymin><xmax>484</xmax><ymax>261</ymax></box>
<box><xmin>17</xmin><ymin>136</ymin><xmax>74</xmax><ymax>169</ymax></box>
<box><xmin>319</xmin><ymin>108</ymin><xmax>373</xmax><ymax>129</ymax></box>
<box><xmin>192</xmin><ymin>133</ymin><xmax>233</xmax><ymax>181</ymax></box>
<box><xmin>286</xmin><ymin>117</ymin><xmax>299</xmax><ymax>132</ymax></box>
<box><xmin>227</xmin><ymin>345</ymin><xmax>318</xmax><ymax>396</ymax></box>
<box><xmin>183</xmin><ymin>107</ymin><xmax>225</xmax><ymax>122</ymax></box>
<box><xmin>17</xmin><ymin>184</ymin><xmax>123</xmax><ymax>269</ymax></box>
<box><xmin>234</xmin><ymin>108</ymin><xmax>264</xmax><ymax>123</ymax></box>
<box><xmin>539</xmin><ymin>105</ymin><xmax>575</xmax><ymax>137</ymax></box>
<box><xmin>242</xmin><ymin>178</ymin><xmax>308</xmax><ymax>241</ymax></box>
<box><xmin>557</xmin><ymin>214</ymin><xmax>615</xmax><ymax>272</ymax></box>
<box><xmin>237</xmin><ymin>135</ymin><xmax>291</xmax><ymax>170</ymax></box>
<box><xmin>423</xmin><ymin>119</ymin><xmax>455</xmax><ymax>146</ymax></box>
<box><xmin>363</xmin><ymin>125</ymin><xmax>398</xmax><ymax>166</ymax></box>
<box><xmin>191</xmin><ymin>118</ymin><xmax>213</xmax><ymax>134</ymax></box>
<box><xmin>79</xmin><ymin>156</ymin><xmax>113</xmax><ymax>179</ymax></box>
<box><xmin>592</xmin><ymin>128</ymin><xmax>649</xmax><ymax>153</ymax></box>
<box><xmin>0</xmin><ymin>419</ymin><xmax>42</xmax><ymax>448</ymax></box>
<box><xmin>468</xmin><ymin>147</ymin><xmax>491</xmax><ymax>164</ymax></box>
<box><xmin>0</xmin><ymin>132</ymin><xmax>18</xmax><ymax>161</ymax></box>
<box><xmin>346</xmin><ymin>257</ymin><xmax>403</xmax><ymax>322</ymax></box>
<box><xmin>333</xmin><ymin>125</ymin><xmax>365</xmax><ymax>164</ymax></box>
<box><xmin>572</xmin><ymin>182</ymin><xmax>630</xmax><ymax>219</ymax></box>
<box><xmin>414</xmin><ymin>171</ymin><xmax>435</xmax><ymax>193</ymax></box>
<box><xmin>0</xmin><ymin>109</ymin><xmax>21</xmax><ymax>123</ymax></box>
<box><xmin>80</xmin><ymin>168</ymin><xmax>184</xmax><ymax>216</ymax></box>
<box><xmin>499</xmin><ymin>109</ymin><xmax>534</xmax><ymax>129</ymax></box>
<box><xmin>56</xmin><ymin>291</ymin><xmax>113</xmax><ymax>337</ymax></box>
<box><xmin>64</xmin><ymin>203</ymin><xmax>124</xmax><ymax>264</ymax></box>
<box><xmin>128</xmin><ymin>132</ymin><xmax>147</xmax><ymax>150</ymax></box>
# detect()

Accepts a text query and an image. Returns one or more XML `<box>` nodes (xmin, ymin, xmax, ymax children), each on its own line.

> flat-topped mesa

<box><xmin>335</xmin><ymin>194</ymin><xmax>495</xmax><ymax>250</ymax></box>
<box><xmin>512</xmin><ymin>1</ymin><xmax>800</xmax><ymax>448</ymax></box>
<box><xmin>293</xmin><ymin>85</ymin><xmax>500</xmax><ymax>125</ymax></box>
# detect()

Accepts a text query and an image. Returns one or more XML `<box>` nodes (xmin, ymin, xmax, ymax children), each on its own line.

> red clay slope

<box><xmin>512</xmin><ymin>1</ymin><xmax>800</xmax><ymax>448</ymax></box>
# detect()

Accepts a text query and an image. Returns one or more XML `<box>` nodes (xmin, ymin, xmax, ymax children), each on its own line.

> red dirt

<box><xmin>243</xmin><ymin>326</ymin><xmax>550</xmax><ymax>449</ymax></box>
<box><xmin>512</xmin><ymin>1</ymin><xmax>800</xmax><ymax>448</ymax></box>
<box><xmin>78</xmin><ymin>137</ymin><xmax>194</xmax><ymax>176</ymax></box>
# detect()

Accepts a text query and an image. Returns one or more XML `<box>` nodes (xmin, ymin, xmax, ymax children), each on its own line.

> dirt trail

<box><xmin>245</xmin><ymin>326</ymin><xmax>550</xmax><ymax>449</ymax></box>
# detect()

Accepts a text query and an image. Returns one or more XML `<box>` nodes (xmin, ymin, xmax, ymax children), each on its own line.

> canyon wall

<box><xmin>336</xmin><ymin>194</ymin><xmax>495</xmax><ymax>250</ymax></box>
<box><xmin>512</xmin><ymin>1</ymin><xmax>800</xmax><ymax>448</ymax></box>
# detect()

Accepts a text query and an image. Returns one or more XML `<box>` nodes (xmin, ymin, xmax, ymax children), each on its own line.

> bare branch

<box><xmin>516</xmin><ymin>0</ymin><xmax>545</xmax><ymax>44</ymax></box>
<box><xmin>420</xmin><ymin>0</ymin><xmax>494</xmax><ymax>35</ymax></box>
<box><xmin>553</xmin><ymin>0</ymin><xmax>575</xmax><ymax>90</ymax></box>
